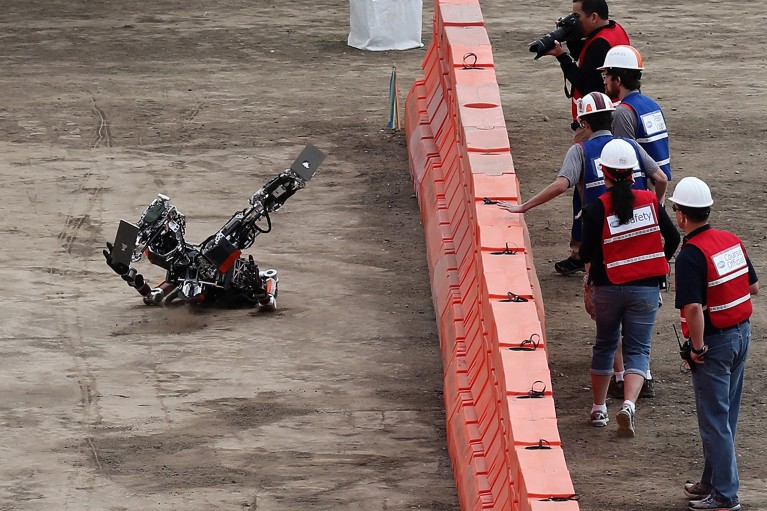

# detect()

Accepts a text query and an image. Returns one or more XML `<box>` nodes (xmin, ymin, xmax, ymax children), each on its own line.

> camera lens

<box><xmin>529</xmin><ymin>32</ymin><xmax>558</xmax><ymax>59</ymax></box>
<box><xmin>528</xmin><ymin>15</ymin><xmax>581</xmax><ymax>60</ymax></box>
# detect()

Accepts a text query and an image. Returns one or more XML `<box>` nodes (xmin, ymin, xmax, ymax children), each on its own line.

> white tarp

<box><xmin>348</xmin><ymin>0</ymin><xmax>423</xmax><ymax>51</ymax></box>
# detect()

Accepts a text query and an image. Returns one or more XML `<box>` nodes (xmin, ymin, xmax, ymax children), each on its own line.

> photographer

<box><xmin>670</xmin><ymin>177</ymin><xmax>758</xmax><ymax>511</ymax></box>
<box><xmin>544</xmin><ymin>0</ymin><xmax>629</xmax><ymax>141</ymax></box>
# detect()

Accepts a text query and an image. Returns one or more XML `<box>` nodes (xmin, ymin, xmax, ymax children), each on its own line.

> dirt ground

<box><xmin>0</xmin><ymin>1</ymin><xmax>764</xmax><ymax>511</ymax></box>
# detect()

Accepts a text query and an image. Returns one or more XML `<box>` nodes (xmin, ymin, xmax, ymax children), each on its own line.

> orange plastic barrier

<box><xmin>404</xmin><ymin>1</ymin><xmax>580</xmax><ymax>510</ymax></box>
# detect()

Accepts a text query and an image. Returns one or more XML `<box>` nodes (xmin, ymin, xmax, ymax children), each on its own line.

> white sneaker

<box><xmin>589</xmin><ymin>410</ymin><xmax>609</xmax><ymax>427</ymax></box>
<box><xmin>616</xmin><ymin>405</ymin><xmax>636</xmax><ymax>438</ymax></box>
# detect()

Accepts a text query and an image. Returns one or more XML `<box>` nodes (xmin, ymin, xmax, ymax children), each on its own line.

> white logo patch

<box><xmin>711</xmin><ymin>245</ymin><xmax>747</xmax><ymax>277</ymax></box>
<box><xmin>607</xmin><ymin>204</ymin><xmax>655</xmax><ymax>235</ymax></box>
<box><xmin>640</xmin><ymin>110</ymin><xmax>666</xmax><ymax>135</ymax></box>
<box><xmin>591</xmin><ymin>158</ymin><xmax>604</xmax><ymax>178</ymax></box>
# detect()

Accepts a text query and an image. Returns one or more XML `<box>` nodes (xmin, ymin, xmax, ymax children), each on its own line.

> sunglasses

<box><xmin>671</xmin><ymin>204</ymin><xmax>680</xmax><ymax>212</ymax></box>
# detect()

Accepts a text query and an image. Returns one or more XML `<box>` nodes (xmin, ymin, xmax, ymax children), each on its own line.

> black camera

<box><xmin>529</xmin><ymin>13</ymin><xmax>582</xmax><ymax>60</ymax></box>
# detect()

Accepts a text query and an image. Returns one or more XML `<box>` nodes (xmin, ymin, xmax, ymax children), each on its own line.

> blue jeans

<box><xmin>590</xmin><ymin>285</ymin><xmax>659</xmax><ymax>378</ymax></box>
<box><xmin>691</xmin><ymin>320</ymin><xmax>750</xmax><ymax>504</ymax></box>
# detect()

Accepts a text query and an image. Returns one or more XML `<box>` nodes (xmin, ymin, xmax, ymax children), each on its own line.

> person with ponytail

<box><xmin>578</xmin><ymin>138</ymin><xmax>679</xmax><ymax>437</ymax></box>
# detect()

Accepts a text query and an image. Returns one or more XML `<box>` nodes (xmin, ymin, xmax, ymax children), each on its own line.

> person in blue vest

<box><xmin>579</xmin><ymin>139</ymin><xmax>679</xmax><ymax>437</ymax></box>
<box><xmin>498</xmin><ymin>92</ymin><xmax>668</xmax><ymax>276</ymax></box>
<box><xmin>670</xmin><ymin>177</ymin><xmax>758</xmax><ymax>511</ymax></box>
<box><xmin>600</xmin><ymin>45</ymin><xmax>671</xmax><ymax>181</ymax></box>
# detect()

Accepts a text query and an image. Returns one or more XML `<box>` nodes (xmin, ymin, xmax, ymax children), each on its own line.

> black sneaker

<box><xmin>554</xmin><ymin>257</ymin><xmax>585</xmax><ymax>275</ymax></box>
<box><xmin>607</xmin><ymin>377</ymin><xmax>624</xmax><ymax>400</ymax></box>
<box><xmin>639</xmin><ymin>378</ymin><xmax>656</xmax><ymax>399</ymax></box>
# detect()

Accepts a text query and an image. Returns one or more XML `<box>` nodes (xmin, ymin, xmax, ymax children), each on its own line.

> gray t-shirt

<box><xmin>611</xmin><ymin>91</ymin><xmax>641</xmax><ymax>139</ymax></box>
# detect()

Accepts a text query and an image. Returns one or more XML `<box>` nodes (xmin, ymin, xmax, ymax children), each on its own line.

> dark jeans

<box><xmin>691</xmin><ymin>320</ymin><xmax>751</xmax><ymax>504</ymax></box>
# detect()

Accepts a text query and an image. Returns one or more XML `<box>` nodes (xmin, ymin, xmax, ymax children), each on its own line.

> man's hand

<box><xmin>103</xmin><ymin>242</ymin><xmax>130</xmax><ymax>275</ymax></box>
<box><xmin>545</xmin><ymin>40</ymin><xmax>565</xmax><ymax>58</ymax></box>
<box><xmin>497</xmin><ymin>201</ymin><xmax>526</xmax><ymax>214</ymax></box>
<box><xmin>690</xmin><ymin>351</ymin><xmax>706</xmax><ymax>365</ymax></box>
<box><xmin>679</xmin><ymin>339</ymin><xmax>696</xmax><ymax>370</ymax></box>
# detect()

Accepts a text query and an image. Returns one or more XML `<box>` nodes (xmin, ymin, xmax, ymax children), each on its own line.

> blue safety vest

<box><xmin>580</xmin><ymin>136</ymin><xmax>648</xmax><ymax>205</ymax></box>
<box><xmin>620</xmin><ymin>93</ymin><xmax>671</xmax><ymax>179</ymax></box>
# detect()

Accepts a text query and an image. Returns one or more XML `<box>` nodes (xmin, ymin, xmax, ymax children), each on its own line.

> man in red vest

<box><xmin>671</xmin><ymin>177</ymin><xmax>759</xmax><ymax>511</ymax></box>
<box><xmin>545</xmin><ymin>0</ymin><xmax>630</xmax><ymax>142</ymax></box>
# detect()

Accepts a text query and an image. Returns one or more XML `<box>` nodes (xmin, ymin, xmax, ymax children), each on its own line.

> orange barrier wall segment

<box><xmin>405</xmin><ymin>1</ymin><xmax>580</xmax><ymax>509</ymax></box>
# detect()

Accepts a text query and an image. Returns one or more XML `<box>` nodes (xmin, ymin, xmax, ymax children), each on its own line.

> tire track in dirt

<box><xmin>58</xmin><ymin>213</ymin><xmax>96</xmax><ymax>257</ymax></box>
<box><xmin>22</xmin><ymin>159</ymin><xmax>110</xmax><ymax>509</ymax></box>
<box><xmin>57</xmin><ymin>174</ymin><xmax>104</xmax><ymax>258</ymax></box>
<box><xmin>179</xmin><ymin>102</ymin><xmax>204</xmax><ymax>132</ymax></box>
<box><xmin>146</xmin><ymin>360</ymin><xmax>175</xmax><ymax>426</ymax></box>
<box><xmin>90</xmin><ymin>98</ymin><xmax>112</xmax><ymax>149</ymax></box>
<box><xmin>57</xmin><ymin>305</ymin><xmax>103</xmax><ymax>510</ymax></box>
<box><xmin>177</xmin><ymin>101</ymin><xmax>205</xmax><ymax>144</ymax></box>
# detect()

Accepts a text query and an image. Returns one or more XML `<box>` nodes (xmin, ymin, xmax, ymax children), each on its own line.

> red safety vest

<box><xmin>599</xmin><ymin>190</ymin><xmax>668</xmax><ymax>284</ymax></box>
<box><xmin>570</xmin><ymin>22</ymin><xmax>630</xmax><ymax>119</ymax></box>
<box><xmin>680</xmin><ymin>229</ymin><xmax>752</xmax><ymax>336</ymax></box>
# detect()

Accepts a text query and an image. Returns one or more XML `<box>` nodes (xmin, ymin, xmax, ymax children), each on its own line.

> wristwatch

<box><xmin>691</xmin><ymin>344</ymin><xmax>708</xmax><ymax>356</ymax></box>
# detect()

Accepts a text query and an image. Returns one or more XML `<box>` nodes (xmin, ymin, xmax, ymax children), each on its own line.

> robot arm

<box><xmin>103</xmin><ymin>242</ymin><xmax>152</xmax><ymax>297</ymax></box>
<box><xmin>200</xmin><ymin>169</ymin><xmax>310</xmax><ymax>270</ymax></box>
<box><xmin>103</xmin><ymin>244</ymin><xmax>182</xmax><ymax>306</ymax></box>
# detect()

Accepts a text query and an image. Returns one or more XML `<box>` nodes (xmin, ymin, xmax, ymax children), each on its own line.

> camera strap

<box><xmin>563</xmin><ymin>76</ymin><xmax>574</xmax><ymax>99</ymax></box>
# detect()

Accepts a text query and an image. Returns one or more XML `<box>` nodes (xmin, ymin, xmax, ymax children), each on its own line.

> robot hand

<box><xmin>103</xmin><ymin>242</ymin><xmax>130</xmax><ymax>276</ymax></box>
<box><xmin>105</xmin><ymin>243</ymin><xmax>152</xmax><ymax>297</ymax></box>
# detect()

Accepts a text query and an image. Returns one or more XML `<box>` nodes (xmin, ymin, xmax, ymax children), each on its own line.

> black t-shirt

<box><xmin>557</xmin><ymin>23</ymin><xmax>617</xmax><ymax>96</ymax></box>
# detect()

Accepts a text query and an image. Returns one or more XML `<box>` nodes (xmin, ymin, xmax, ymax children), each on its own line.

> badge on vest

<box><xmin>711</xmin><ymin>245</ymin><xmax>747</xmax><ymax>277</ymax></box>
<box><xmin>640</xmin><ymin>110</ymin><xmax>666</xmax><ymax>135</ymax></box>
<box><xmin>607</xmin><ymin>205</ymin><xmax>656</xmax><ymax>235</ymax></box>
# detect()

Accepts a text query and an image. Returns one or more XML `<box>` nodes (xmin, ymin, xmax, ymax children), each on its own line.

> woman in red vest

<box><xmin>579</xmin><ymin>139</ymin><xmax>679</xmax><ymax>437</ymax></box>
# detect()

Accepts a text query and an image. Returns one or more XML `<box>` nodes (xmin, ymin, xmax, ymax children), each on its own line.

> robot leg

<box><xmin>258</xmin><ymin>269</ymin><xmax>278</xmax><ymax>311</ymax></box>
<box><xmin>142</xmin><ymin>281</ymin><xmax>179</xmax><ymax>306</ymax></box>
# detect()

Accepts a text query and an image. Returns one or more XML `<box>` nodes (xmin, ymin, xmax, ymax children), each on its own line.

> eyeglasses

<box><xmin>601</xmin><ymin>71</ymin><xmax>610</xmax><ymax>81</ymax></box>
<box><xmin>671</xmin><ymin>204</ymin><xmax>680</xmax><ymax>212</ymax></box>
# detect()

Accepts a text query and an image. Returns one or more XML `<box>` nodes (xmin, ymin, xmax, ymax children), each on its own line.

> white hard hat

<box><xmin>597</xmin><ymin>139</ymin><xmax>639</xmax><ymax>170</ymax></box>
<box><xmin>598</xmin><ymin>45</ymin><xmax>645</xmax><ymax>71</ymax></box>
<box><xmin>576</xmin><ymin>92</ymin><xmax>615</xmax><ymax>120</ymax></box>
<box><xmin>668</xmin><ymin>177</ymin><xmax>714</xmax><ymax>208</ymax></box>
